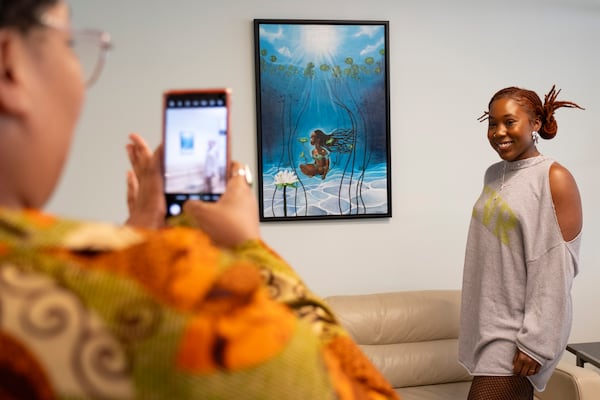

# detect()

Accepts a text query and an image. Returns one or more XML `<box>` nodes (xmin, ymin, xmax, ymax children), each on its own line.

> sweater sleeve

<box><xmin>232</xmin><ymin>239</ymin><xmax>306</xmax><ymax>282</ymax></box>
<box><xmin>231</xmin><ymin>239</ymin><xmax>342</xmax><ymax>336</ymax></box>
<box><xmin>232</xmin><ymin>239</ymin><xmax>399</xmax><ymax>399</ymax></box>
<box><xmin>516</xmin><ymin>241</ymin><xmax>578</xmax><ymax>364</ymax></box>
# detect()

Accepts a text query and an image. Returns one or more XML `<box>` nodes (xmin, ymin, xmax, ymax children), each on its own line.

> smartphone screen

<box><xmin>163</xmin><ymin>89</ymin><xmax>230</xmax><ymax>217</ymax></box>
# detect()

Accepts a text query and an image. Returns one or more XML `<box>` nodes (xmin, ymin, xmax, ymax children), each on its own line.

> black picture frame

<box><xmin>254</xmin><ymin>19</ymin><xmax>391</xmax><ymax>221</ymax></box>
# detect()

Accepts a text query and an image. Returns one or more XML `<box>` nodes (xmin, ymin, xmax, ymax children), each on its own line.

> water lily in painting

<box><xmin>273</xmin><ymin>169</ymin><xmax>298</xmax><ymax>216</ymax></box>
<box><xmin>274</xmin><ymin>170</ymin><xmax>298</xmax><ymax>187</ymax></box>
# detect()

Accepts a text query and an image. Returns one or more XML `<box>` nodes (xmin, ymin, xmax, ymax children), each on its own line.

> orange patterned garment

<box><xmin>0</xmin><ymin>208</ymin><xmax>399</xmax><ymax>400</ymax></box>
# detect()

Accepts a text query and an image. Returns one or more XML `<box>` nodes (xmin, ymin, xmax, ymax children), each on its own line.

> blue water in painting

<box><xmin>262</xmin><ymin>163</ymin><xmax>389</xmax><ymax>218</ymax></box>
<box><xmin>257</xmin><ymin>23</ymin><xmax>390</xmax><ymax>218</ymax></box>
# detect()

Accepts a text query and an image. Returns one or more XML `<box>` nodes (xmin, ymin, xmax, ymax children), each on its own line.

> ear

<box><xmin>0</xmin><ymin>29</ymin><xmax>32</xmax><ymax>117</ymax></box>
<box><xmin>532</xmin><ymin>116</ymin><xmax>542</xmax><ymax>132</ymax></box>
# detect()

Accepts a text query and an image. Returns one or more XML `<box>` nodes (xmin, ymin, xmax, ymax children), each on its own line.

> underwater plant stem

<box><xmin>283</xmin><ymin>186</ymin><xmax>288</xmax><ymax>217</ymax></box>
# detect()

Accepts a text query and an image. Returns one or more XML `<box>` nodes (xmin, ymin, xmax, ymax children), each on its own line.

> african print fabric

<box><xmin>0</xmin><ymin>208</ymin><xmax>397</xmax><ymax>399</ymax></box>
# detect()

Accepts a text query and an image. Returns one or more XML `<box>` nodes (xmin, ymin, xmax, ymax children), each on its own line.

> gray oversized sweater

<box><xmin>458</xmin><ymin>155</ymin><xmax>581</xmax><ymax>392</ymax></box>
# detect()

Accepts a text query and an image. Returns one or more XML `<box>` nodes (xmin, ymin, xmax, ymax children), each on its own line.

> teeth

<box><xmin>497</xmin><ymin>142</ymin><xmax>512</xmax><ymax>149</ymax></box>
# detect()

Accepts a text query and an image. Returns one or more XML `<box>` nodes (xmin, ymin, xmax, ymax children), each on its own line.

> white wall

<box><xmin>51</xmin><ymin>0</ymin><xmax>600</xmax><ymax>344</ymax></box>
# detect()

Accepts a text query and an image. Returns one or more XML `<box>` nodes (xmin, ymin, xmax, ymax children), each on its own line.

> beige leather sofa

<box><xmin>325</xmin><ymin>290</ymin><xmax>600</xmax><ymax>400</ymax></box>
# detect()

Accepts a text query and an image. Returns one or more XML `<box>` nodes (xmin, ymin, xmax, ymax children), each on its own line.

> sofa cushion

<box><xmin>361</xmin><ymin>339</ymin><xmax>471</xmax><ymax>387</ymax></box>
<box><xmin>326</xmin><ymin>290</ymin><xmax>461</xmax><ymax>344</ymax></box>
<box><xmin>325</xmin><ymin>290</ymin><xmax>472</xmax><ymax>389</ymax></box>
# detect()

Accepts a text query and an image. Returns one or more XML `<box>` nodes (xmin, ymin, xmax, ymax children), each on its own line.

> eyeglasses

<box><xmin>38</xmin><ymin>15</ymin><xmax>112</xmax><ymax>88</ymax></box>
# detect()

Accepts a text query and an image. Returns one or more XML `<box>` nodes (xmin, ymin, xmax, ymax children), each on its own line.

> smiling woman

<box><xmin>486</xmin><ymin>97</ymin><xmax>542</xmax><ymax>162</ymax></box>
<box><xmin>480</xmin><ymin>86</ymin><xmax>584</xmax><ymax>162</ymax></box>
<box><xmin>459</xmin><ymin>85</ymin><xmax>585</xmax><ymax>400</ymax></box>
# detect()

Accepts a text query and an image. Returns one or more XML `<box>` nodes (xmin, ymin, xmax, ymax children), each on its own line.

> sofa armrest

<box><xmin>536</xmin><ymin>362</ymin><xmax>600</xmax><ymax>400</ymax></box>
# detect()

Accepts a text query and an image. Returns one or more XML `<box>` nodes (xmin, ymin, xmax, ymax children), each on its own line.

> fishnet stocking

<box><xmin>467</xmin><ymin>376</ymin><xmax>533</xmax><ymax>400</ymax></box>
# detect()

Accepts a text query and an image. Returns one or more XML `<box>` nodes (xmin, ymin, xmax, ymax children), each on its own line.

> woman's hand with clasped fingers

<box><xmin>513</xmin><ymin>349</ymin><xmax>541</xmax><ymax>377</ymax></box>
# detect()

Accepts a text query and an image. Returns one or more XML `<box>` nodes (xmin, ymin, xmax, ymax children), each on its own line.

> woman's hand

<box><xmin>124</xmin><ymin>133</ymin><xmax>259</xmax><ymax>247</ymax></box>
<box><xmin>183</xmin><ymin>162</ymin><xmax>260</xmax><ymax>248</ymax></box>
<box><xmin>124</xmin><ymin>133</ymin><xmax>166</xmax><ymax>229</ymax></box>
<box><xmin>513</xmin><ymin>349</ymin><xmax>541</xmax><ymax>377</ymax></box>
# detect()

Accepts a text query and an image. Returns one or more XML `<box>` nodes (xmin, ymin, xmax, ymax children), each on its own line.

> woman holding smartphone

<box><xmin>0</xmin><ymin>1</ymin><xmax>397</xmax><ymax>399</ymax></box>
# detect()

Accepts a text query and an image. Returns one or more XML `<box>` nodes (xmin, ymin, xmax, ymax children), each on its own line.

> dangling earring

<box><xmin>532</xmin><ymin>131</ymin><xmax>539</xmax><ymax>144</ymax></box>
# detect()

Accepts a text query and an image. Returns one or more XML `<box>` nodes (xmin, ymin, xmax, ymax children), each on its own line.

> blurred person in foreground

<box><xmin>0</xmin><ymin>1</ymin><xmax>397</xmax><ymax>399</ymax></box>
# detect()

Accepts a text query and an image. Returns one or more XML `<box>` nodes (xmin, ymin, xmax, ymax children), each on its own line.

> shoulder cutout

<box><xmin>549</xmin><ymin>162</ymin><xmax>583</xmax><ymax>241</ymax></box>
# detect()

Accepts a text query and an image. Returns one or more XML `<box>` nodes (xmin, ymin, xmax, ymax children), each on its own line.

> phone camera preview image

<box><xmin>164</xmin><ymin>92</ymin><xmax>228</xmax><ymax>217</ymax></box>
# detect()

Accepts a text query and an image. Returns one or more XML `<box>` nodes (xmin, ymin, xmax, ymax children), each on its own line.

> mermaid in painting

<box><xmin>300</xmin><ymin>129</ymin><xmax>331</xmax><ymax>180</ymax></box>
<box><xmin>299</xmin><ymin>128</ymin><xmax>356</xmax><ymax>180</ymax></box>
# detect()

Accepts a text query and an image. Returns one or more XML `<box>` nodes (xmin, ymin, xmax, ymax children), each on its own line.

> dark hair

<box><xmin>0</xmin><ymin>0</ymin><xmax>59</xmax><ymax>31</ymax></box>
<box><xmin>478</xmin><ymin>85</ymin><xmax>584</xmax><ymax>139</ymax></box>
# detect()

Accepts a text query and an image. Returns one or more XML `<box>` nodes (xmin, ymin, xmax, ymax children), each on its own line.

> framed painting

<box><xmin>254</xmin><ymin>19</ymin><xmax>391</xmax><ymax>221</ymax></box>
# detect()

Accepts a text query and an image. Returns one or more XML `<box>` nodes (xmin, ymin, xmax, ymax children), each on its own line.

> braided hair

<box><xmin>478</xmin><ymin>85</ymin><xmax>584</xmax><ymax>139</ymax></box>
<box><xmin>0</xmin><ymin>0</ymin><xmax>58</xmax><ymax>32</ymax></box>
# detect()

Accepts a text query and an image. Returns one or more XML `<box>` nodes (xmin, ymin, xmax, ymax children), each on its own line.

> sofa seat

<box><xmin>398</xmin><ymin>381</ymin><xmax>470</xmax><ymax>400</ymax></box>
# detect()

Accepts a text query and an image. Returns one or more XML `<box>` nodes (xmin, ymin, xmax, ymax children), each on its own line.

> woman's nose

<box><xmin>492</xmin><ymin>126</ymin><xmax>506</xmax><ymax>137</ymax></box>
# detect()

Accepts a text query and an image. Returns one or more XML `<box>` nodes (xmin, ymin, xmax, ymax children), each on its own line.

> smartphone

<box><xmin>162</xmin><ymin>88</ymin><xmax>231</xmax><ymax>217</ymax></box>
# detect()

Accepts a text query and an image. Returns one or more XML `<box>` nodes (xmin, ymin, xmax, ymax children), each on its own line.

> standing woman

<box><xmin>459</xmin><ymin>85</ymin><xmax>584</xmax><ymax>400</ymax></box>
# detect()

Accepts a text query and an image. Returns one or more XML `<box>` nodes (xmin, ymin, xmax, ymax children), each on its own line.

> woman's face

<box><xmin>15</xmin><ymin>0</ymin><xmax>85</xmax><ymax>208</ymax></box>
<box><xmin>486</xmin><ymin>97</ymin><xmax>540</xmax><ymax>162</ymax></box>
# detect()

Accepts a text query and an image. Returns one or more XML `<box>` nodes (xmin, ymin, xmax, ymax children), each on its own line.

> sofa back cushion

<box><xmin>325</xmin><ymin>290</ymin><xmax>472</xmax><ymax>388</ymax></box>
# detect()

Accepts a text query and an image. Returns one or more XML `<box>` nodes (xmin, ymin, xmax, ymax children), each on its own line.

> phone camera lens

<box><xmin>169</xmin><ymin>203</ymin><xmax>182</xmax><ymax>216</ymax></box>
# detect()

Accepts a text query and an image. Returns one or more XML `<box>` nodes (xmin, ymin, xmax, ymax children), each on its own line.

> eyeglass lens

<box><xmin>72</xmin><ymin>30</ymin><xmax>110</xmax><ymax>87</ymax></box>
